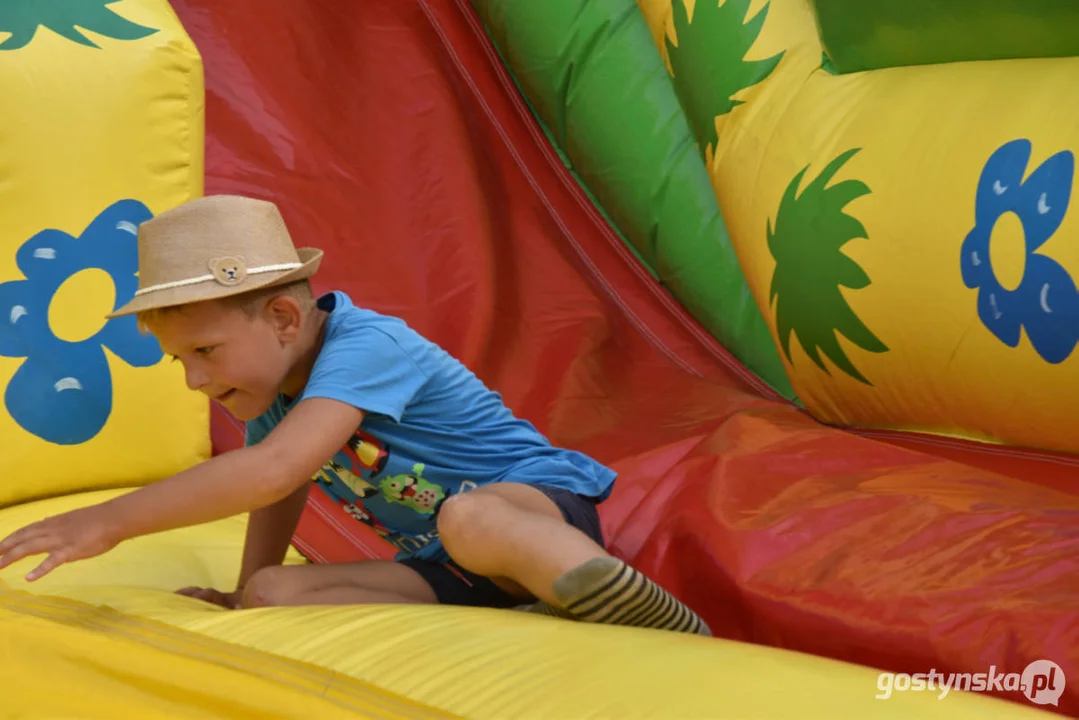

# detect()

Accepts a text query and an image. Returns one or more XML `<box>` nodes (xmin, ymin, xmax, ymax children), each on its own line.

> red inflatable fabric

<box><xmin>172</xmin><ymin>0</ymin><xmax>1079</xmax><ymax>714</ymax></box>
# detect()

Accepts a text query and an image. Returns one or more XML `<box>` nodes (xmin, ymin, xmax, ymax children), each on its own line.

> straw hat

<box><xmin>108</xmin><ymin>195</ymin><xmax>322</xmax><ymax>318</ymax></box>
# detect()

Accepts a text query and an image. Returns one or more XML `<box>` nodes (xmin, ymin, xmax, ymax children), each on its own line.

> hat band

<box><xmin>133</xmin><ymin>262</ymin><xmax>304</xmax><ymax>297</ymax></box>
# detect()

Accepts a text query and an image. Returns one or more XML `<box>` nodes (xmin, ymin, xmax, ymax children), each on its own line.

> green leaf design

<box><xmin>0</xmin><ymin>0</ymin><xmax>157</xmax><ymax>51</ymax></box>
<box><xmin>767</xmin><ymin>148</ymin><xmax>888</xmax><ymax>385</ymax></box>
<box><xmin>666</xmin><ymin>0</ymin><xmax>784</xmax><ymax>159</ymax></box>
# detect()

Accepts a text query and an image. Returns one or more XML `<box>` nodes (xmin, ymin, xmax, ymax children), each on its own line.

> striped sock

<box><xmin>552</xmin><ymin>557</ymin><xmax>711</xmax><ymax>636</ymax></box>
<box><xmin>515</xmin><ymin>600</ymin><xmax>577</xmax><ymax>620</ymax></box>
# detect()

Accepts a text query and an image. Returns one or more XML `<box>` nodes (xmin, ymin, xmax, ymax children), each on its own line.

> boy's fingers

<box><xmin>177</xmin><ymin>587</ymin><xmax>224</xmax><ymax>603</ymax></box>
<box><xmin>25</xmin><ymin>552</ymin><xmax>64</xmax><ymax>582</ymax></box>
<box><xmin>0</xmin><ymin>543</ymin><xmax>19</xmax><ymax>571</ymax></box>
<box><xmin>0</xmin><ymin>533</ymin><xmax>54</xmax><ymax>572</ymax></box>
<box><xmin>0</xmin><ymin>523</ymin><xmax>41</xmax><ymax>558</ymax></box>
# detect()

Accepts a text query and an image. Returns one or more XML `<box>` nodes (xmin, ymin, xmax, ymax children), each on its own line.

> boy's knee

<box><xmin>241</xmin><ymin>566</ymin><xmax>293</xmax><ymax>608</ymax></box>
<box><xmin>437</xmin><ymin>491</ymin><xmax>506</xmax><ymax>552</ymax></box>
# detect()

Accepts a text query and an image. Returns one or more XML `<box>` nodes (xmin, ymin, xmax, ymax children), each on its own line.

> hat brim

<box><xmin>107</xmin><ymin>247</ymin><xmax>324</xmax><ymax>319</ymax></box>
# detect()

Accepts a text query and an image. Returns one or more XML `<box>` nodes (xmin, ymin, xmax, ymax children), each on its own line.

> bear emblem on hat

<box><xmin>208</xmin><ymin>256</ymin><xmax>247</xmax><ymax>286</ymax></box>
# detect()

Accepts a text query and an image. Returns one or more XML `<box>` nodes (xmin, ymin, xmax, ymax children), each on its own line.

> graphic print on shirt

<box><xmin>379</xmin><ymin>463</ymin><xmax>446</xmax><ymax>515</ymax></box>
<box><xmin>339</xmin><ymin>497</ymin><xmax>391</xmax><ymax>538</ymax></box>
<box><xmin>310</xmin><ymin>425</ymin><xmax>462</xmax><ymax>556</ymax></box>
<box><xmin>313</xmin><ymin>428</ymin><xmax>386</xmax><ymax>498</ymax></box>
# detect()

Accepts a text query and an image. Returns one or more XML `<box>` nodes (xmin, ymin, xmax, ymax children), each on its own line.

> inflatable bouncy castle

<box><xmin>1</xmin><ymin>0</ymin><xmax>1076</xmax><ymax>717</ymax></box>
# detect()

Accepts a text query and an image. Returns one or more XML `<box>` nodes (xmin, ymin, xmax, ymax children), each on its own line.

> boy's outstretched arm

<box><xmin>0</xmin><ymin>398</ymin><xmax>364</xmax><ymax>581</ymax></box>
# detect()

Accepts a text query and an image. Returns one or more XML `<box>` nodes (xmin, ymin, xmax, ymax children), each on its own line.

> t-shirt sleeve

<box><xmin>299</xmin><ymin>326</ymin><xmax>429</xmax><ymax>422</ymax></box>
<box><xmin>244</xmin><ymin>414</ymin><xmax>272</xmax><ymax>447</ymax></box>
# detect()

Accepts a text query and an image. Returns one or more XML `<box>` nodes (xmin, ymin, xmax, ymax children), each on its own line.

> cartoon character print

<box><xmin>339</xmin><ymin>493</ymin><xmax>391</xmax><ymax>537</ymax></box>
<box><xmin>313</xmin><ymin>429</ymin><xmax>388</xmax><ymax>497</ymax></box>
<box><xmin>315</xmin><ymin>460</ymin><xmax>374</xmax><ymax>498</ymax></box>
<box><xmin>343</xmin><ymin>429</ymin><xmax>389</xmax><ymax>475</ymax></box>
<box><xmin>379</xmin><ymin>463</ymin><xmax>445</xmax><ymax>515</ymax></box>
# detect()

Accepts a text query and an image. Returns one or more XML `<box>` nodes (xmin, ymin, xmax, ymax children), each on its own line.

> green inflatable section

<box><xmin>809</xmin><ymin>0</ymin><xmax>1079</xmax><ymax>73</ymax></box>
<box><xmin>468</xmin><ymin>0</ymin><xmax>795</xmax><ymax>400</ymax></box>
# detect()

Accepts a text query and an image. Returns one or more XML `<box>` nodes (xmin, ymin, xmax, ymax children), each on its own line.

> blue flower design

<box><xmin>960</xmin><ymin>139</ymin><xmax>1078</xmax><ymax>364</ymax></box>
<box><xmin>0</xmin><ymin>200</ymin><xmax>163</xmax><ymax>444</ymax></box>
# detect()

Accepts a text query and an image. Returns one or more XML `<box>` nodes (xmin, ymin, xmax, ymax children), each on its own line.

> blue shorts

<box><xmin>397</xmin><ymin>484</ymin><xmax>605</xmax><ymax>608</ymax></box>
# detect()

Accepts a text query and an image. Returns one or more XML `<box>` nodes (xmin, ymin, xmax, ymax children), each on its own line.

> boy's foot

<box><xmin>552</xmin><ymin>557</ymin><xmax>711</xmax><ymax>636</ymax></box>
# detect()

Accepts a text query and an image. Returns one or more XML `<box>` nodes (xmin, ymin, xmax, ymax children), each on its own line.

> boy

<box><xmin>0</xmin><ymin>195</ymin><xmax>710</xmax><ymax>636</ymax></box>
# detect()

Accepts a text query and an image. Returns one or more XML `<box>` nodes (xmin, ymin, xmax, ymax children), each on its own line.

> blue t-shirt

<box><xmin>245</xmin><ymin>291</ymin><xmax>617</xmax><ymax>562</ymax></box>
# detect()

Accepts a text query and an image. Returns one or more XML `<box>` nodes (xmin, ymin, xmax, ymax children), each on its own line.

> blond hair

<box><xmin>136</xmin><ymin>279</ymin><xmax>315</xmax><ymax>333</ymax></box>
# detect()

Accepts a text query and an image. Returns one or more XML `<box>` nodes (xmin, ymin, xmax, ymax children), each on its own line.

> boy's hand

<box><xmin>177</xmin><ymin>586</ymin><xmax>243</xmax><ymax>609</ymax></box>
<box><xmin>0</xmin><ymin>504</ymin><xmax>123</xmax><ymax>581</ymax></box>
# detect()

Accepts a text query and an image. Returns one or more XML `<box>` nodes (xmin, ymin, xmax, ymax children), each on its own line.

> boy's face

<box><xmin>146</xmin><ymin>297</ymin><xmax>302</xmax><ymax>421</ymax></box>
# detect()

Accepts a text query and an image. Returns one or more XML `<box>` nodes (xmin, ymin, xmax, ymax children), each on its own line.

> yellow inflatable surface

<box><xmin>0</xmin><ymin>0</ymin><xmax>209</xmax><ymax>508</ymax></box>
<box><xmin>0</xmin><ymin>490</ymin><xmax>1054</xmax><ymax>719</ymax></box>
<box><xmin>645</xmin><ymin>0</ymin><xmax>1079</xmax><ymax>455</ymax></box>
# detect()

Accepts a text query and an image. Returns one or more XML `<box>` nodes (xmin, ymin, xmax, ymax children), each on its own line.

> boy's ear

<box><xmin>265</xmin><ymin>293</ymin><xmax>303</xmax><ymax>338</ymax></box>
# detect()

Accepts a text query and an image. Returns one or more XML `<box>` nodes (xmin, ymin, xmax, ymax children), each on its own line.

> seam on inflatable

<box><xmin>853</xmin><ymin>428</ymin><xmax>1079</xmax><ymax>468</ymax></box>
<box><xmin>426</xmin><ymin>0</ymin><xmax>696</xmax><ymax>380</ymax></box>
<box><xmin>0</xmin><ymin>584</ymin><xmax>458</xmax><ymax>719</ymax></box>
<box><xmin>429</xmin><ymin>0</ymin><xmax>782</xmax><ymax>401</ymax></box>
<box><xmin>462</xmin><ymin>0</ymin><xmax>783</xmax><ymax>399</ymax></box>
<box><xmin>1</xmin><ymin>591</ymin><xmax>371</xmax><ymax>702</ymax></box>
<box><xmin>291</xmin><ymin>534</ymin><xmax>328</xmax><ymax>563</ymax></box>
